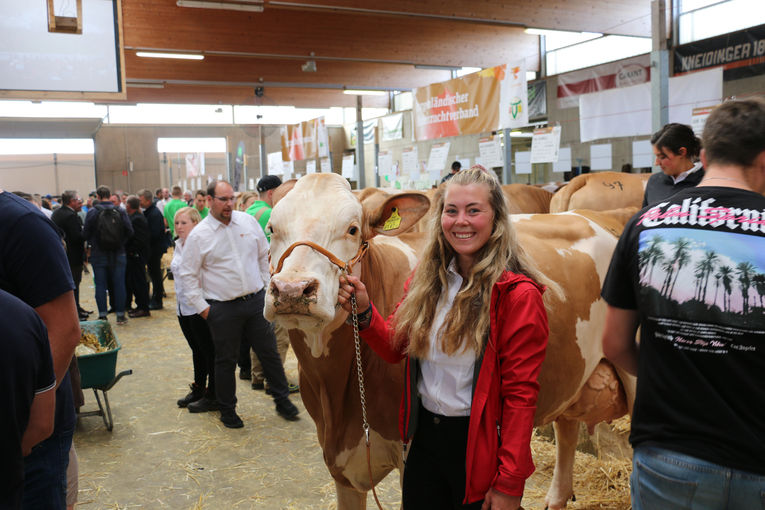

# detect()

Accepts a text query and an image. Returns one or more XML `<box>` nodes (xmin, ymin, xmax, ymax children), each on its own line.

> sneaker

<box><xmin>275</xmin><ymin>399</ymin><xmax>300</xmax><ymax>421</ymax></box>
<box><xmin>220</xmin><ymin>410</ymin><xmax>244</xmax><ymax>429</ymax></box>
<box><xmin>98</xmin><ymin>314</ymin><xmax>108</xmax><ymax>321</ymax></box>
<box><xmin>187</xmin><ymin>397</ymin><xmax>220</xmax><ymax>413</ymax></box>
<box><xmin>116</xmin><ymin>316</ymin><xmax>128</xmax><ymax>325</ymax></box>
<box><xmin>177</xmin><ymin>384</ymin><xmax>204</xmax><ymax>408</ymax></box>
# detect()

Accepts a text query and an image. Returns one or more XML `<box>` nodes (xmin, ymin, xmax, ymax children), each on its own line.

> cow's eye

<box><xmin>348</xmin><ymin>226</ymin><xmax>358</xmax><ymax>236</ymax></box>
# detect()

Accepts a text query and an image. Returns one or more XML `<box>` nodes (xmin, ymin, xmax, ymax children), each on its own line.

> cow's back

<box><xmin>549</xmin><ymin>172</ymin><xmax>649</xmax><ymax>213</ymax></box>
<box><xmin>502</xmin><ymin>183</ymin><xmax>553</xmax><ymax>214</ymax></box>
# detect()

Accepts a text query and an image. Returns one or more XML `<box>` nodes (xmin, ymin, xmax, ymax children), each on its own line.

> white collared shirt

<box><xmin>418</xmin><ymin>259</ymin><xmax>477</xmax><ymax>417</ymax></box>
<box><xmin>671</xmin><ymin>161</ymin><xmax>703</xmax><ymax>184</ymax></box>
<box><xmin>170</xmin><ymin>239</ymin><xmax>197</xmax><ymax>317</ymax></box>
<box><xmin>178</xmin><ymin>210</ymin><xmax>270</xmax><ymax>315</ymax></box>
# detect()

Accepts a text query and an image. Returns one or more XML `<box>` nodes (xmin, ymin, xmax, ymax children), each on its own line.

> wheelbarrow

<box><xmin>76</xmin><ymin>320</ymin><xmax>132</xmax><ymax>431</ymax></box>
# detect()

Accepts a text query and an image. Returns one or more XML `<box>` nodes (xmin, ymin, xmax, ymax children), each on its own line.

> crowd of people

<box><xmin>2</xmin><ymin>98</ymin><xmax>764</xmax><ymax>509</ymax></box>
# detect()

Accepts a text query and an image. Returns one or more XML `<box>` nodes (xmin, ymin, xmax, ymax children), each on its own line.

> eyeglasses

<box><xmin>213</xmin><ymin>196</ymin><xmax>235</xmax><ymax>203</ymax></box>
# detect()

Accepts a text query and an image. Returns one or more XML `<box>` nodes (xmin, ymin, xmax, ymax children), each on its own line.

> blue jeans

<box><xmin>91</xmin><ymin>253</ymin><xmax>127</xmax><ymax>317</ymax></box>
<box><xmin>632</xmin><ymin>446</ymin><xmax>765</xmax><ymax>510</ymax></box>
<box><xmin>22</xmin><ymin>426</ymin><xmax>74</xmax><ymax>510</ymax></box>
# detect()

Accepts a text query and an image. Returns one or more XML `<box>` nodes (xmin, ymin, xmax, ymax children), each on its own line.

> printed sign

<box><xmin>280</xmin><ymin>116</ymin><xmax>329</xmax><ymax>161</ymax></box>
<box><xmin>478</xmin><ymin>136</ymin><xmax>503</xmax><ymax>168</ymax></box>
<box><xmin>530</xmin><ymin>126</ymin><xmax>562</xmax><ymax>164</ymax></box>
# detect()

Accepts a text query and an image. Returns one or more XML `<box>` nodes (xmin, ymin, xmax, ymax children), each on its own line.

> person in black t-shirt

<box><xmin>0</xmin><ymin>189</ymin><xmax>80</xmax><ymax>510</ymax></box>
<box><xmin>0</xmin><ymin>289</ymin><xmax>56</xmax><ymax>510</ymax></box>
<box><xmin>124</xmin><ymin>195</ymin><xmax>152</xmax><ymax>318</ymax></box>
<box><xmin>602</xmin><ymin>98</ymin><xmax>765</xmax><ymax>510</ymax></box>
<box><xmin>642</xmin><ymin>123</ymin><xmax>705</xmax><ymax>207</ymax></box>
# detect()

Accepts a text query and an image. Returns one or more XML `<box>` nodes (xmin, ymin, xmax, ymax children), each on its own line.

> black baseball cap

<box><xmin>257</xmin><ymin>175</ymin><xmax>282</xmax><ymax>193</ymax></box>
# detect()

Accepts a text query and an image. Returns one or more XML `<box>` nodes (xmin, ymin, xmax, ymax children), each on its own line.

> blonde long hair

<box><xmin>393</xmin><ymin>167</ymin><xmax>551</xmax><ymax>357</ymax></box>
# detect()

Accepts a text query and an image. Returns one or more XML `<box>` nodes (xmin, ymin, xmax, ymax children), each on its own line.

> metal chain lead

<box><xmin>350</xmin><ymin>290</ymin><xmax>370</xmax><ymax>445</ymax></box>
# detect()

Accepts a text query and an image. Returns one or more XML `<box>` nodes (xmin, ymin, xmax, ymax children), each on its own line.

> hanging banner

<box><xmin>267</xmin><ymin>151</ymin><xmax>284</xmax><ymax>175</ymax></box>
<box><xmin>674</xmin><ymin>24</ymin><xmax>765</xmax><ymax>80</ymax></box>
<box><xmin>381</xmin><ymin>113</ymin><xmax>404</xmax><ymax>141</ymax></box>
<box><xmin>347</xmin><ymin>120</ymin><xmax>377</xmax><ymax>148</ymax></box>
<box><xmin>341</xmin><ymin>155</ymin><xmax>356</xmax><ymax>179</ymax></box>
<box><xmin>527</xmin><ymin>80</ymin><xmax>547</xmax><ymax>120</ymax></box>
<box><xmin>185</xmin><ymin>153</ymin><xmax>204</xmax><ymax>177</ymax></box>
<box><xmin>306</xmin><ymin>159</ymin><xmax>317</xmax><ymax>174</ymax></box>
<box><xmin>320</xmin><ymin>157</ymin><xmax>331</xmax><ymax>173</ymax></box>
<box><xmin>530</xmin><ymin>126</ymin><xmax>562</xmax><ymax>164</ymax></box>
<box><xmin>233</xmin><ymin>141</ymin><xmax>245</xmax><ymax>192</ymax></box>
<box><xmin>557</xmin><ymin>54</ymin><xmax>650</xmax><ymax>109</ymax></box>
<box><xmin>280</xmin><ymin>116</ymin><xmax>329</xmax><ymax>161</ymax></box>
<box><xmin>499</xmin><ymin>61</ymin><xmax>528</xmax><ymax>129</ymax></box>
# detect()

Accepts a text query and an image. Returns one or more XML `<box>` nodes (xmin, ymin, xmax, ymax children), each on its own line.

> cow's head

<box><xmin>265</xmin><ymin>173</ymin><xmax>429</xmax><ymax>335</ymax></box>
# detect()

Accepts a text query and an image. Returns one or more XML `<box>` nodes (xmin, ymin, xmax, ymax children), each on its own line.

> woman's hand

<box><xmin>338</xmin><ymin>275</ymin><xmax>370</xmax><ymax>313</ymax></box>
<box><xmin>481</xmin><ymin>488</ymin><xmax>522</xmax><ymax>510</ymax></box>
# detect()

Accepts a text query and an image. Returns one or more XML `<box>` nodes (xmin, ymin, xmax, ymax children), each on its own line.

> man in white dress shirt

<box><xmin>178</xmin><ymin>180</ymin><xmax>299</xmax><ymax>428</ymax></box>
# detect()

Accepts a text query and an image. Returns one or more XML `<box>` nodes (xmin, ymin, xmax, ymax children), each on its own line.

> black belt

<box><xmin>207</xmin><ymin>292</ymin><xmax>258</xmax><ymax>304</ymax></box>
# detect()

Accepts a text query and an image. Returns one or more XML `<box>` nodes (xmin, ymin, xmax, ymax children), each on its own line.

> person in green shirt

<box><xmin>163</xmin><ymin>185</ymin><xmax>188</xmax><ymax>238</ymax></box>
<box><xmin>193</xmin><ymin>189</ymin><xmax>209</xmax><ymax>220</ymax></box>
<box><xmin>245</xmin><ymin>175</ymin><xmax>282</xmax><ymax>242</ymax></box>
<box><xmin>244</xmin><ymin>174</ymin><xmax>298</xmax><ymax>393</ymax></box>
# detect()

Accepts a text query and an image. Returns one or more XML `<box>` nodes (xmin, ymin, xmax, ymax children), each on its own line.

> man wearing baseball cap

<box><xmin>245</xmin><ymin>175</ymin><xmax>282</xmax><ymax>242</ymax></box>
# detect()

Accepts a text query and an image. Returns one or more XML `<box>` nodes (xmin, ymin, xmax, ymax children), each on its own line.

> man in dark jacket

<box><xmin>124</xmin><ymin>196</ymin><xmax>151</xmax><ymax>318</ymax></box>
<box><xmin>139</xmin><ymin>189</ymin><xmax>167</xmax><ymax>310</ymax></box>
<box><xmin>51</xmin><ymin>190</ymin><xmax>88</xmax><ymax>320</ymax></box>
<box><xmin>83</xmin><ymin>185</ymin><xmax>133</xmax><ymax>325</ymax></box>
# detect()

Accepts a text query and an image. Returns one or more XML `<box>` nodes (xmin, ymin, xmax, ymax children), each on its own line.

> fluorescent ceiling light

<box><xmin>343</xmin><ymin>89</ymin><xmax>387</xmax><ymax>96</ymax></box>
<box><xmin>127</xmin><ymin>82</ymin><xmax>165</xmax><ymax>89</ymax></box>
<box><xmin>524</xmin><ymin>28</ymin><xmax>602</xmax><ymax>37</ymax></box>
<box><xmin>414</xmin><ymin>64</ymin><xmax>462</xmax><ymax>71</ymax></box>
<box><xmin>176</xmin><ymin>0</ymin><xmax>264</xmax><ymax>12</ymax></box>
<box><xmin>136</xmin><ymin>51</ymin><xmax>204</xmax><ymax>60</ymax></box>
<box><xmin>510</xmin><ymin>131</ymin><xmax>533</xmax><ymax>138</ymax></box>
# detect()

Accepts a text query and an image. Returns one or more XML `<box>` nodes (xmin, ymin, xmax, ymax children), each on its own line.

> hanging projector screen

<box><xmin>0</xmin><ymin>0</ymin><xmax>125</xmax><ymax>99</ymax></box>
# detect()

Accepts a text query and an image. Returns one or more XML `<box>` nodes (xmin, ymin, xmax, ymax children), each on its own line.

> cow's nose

<box><xmin>269</xmin><ymin>278</ymin><xmax>320</xmax><ymax>301</ymax></box>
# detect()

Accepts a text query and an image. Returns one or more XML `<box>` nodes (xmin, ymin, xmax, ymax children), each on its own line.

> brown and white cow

<box><xmin>265</xmin><ymin>173</ymin><xmax>634</xmax><ymax>509</ymax></box>
<box><xmin>549</xmin><ymin>171</ymin><xmax>650</xmax><ymax>213</ymax></box>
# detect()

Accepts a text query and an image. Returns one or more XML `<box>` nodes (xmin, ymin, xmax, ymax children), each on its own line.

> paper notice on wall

<box><xmin>514</xmin><ymin>151</ymin><xmax>531</xmax><ymax>175</ymax></box>
<box><xmin>691</xmin><ymin>105</ymin><xmax>717</xmax><ymax>136</ymax></box>
<box><xmin>401</xmin><ymin>146</ymin><xmax>418</xmax><ymax>179</ymax></box>
<box><xmin>553</xmin><ymin>147</ymin><xmax>572</xmax><ymax>174</ymax></box>
<box><xmin>306</xmin><ymin>160</ymin><xmax>317</xmax><ymax>174</ymax></box>
<box><xmin>268</xmin><ymin>152</ymin><xmax>284</xmax><ymax>175</ymax></box>
<box><xmin>320</xmin><ymin>157</ymin><xmax>331</xmax><ymax>173</ymax></box>
<box><xmin>378</xmin><ymin>150</ymin><xmax>393</xmax><ymax>177</ymax></box>
<box><xmin>248</xmin><ymin>178</ymin><xmax>255</xmax><ymax>190</ymax></box>
<box><xmin>478</xmin><ymin>136</ymin><xmax>502</xmax><ymax>168</ymax></box>
<box><xmin>196</xmin><ymin>177</ymin><xmax>202</xmax><ymax>191</ymax></box>
<box><xmin>590</xmin><ymin>144</ymin><xmax>612</xmax><ymax>170</ymax></box>
<box><xmin>530</xmin><ymin>126</ymin><xmax>562</xmax><ymax>163</ymax></box>
<box><xmin>342</xmin><ymin>155</ymin><xmax>355</xmax><ymax>179</ymax></box>
<box><xmin>632</xmin><ymin>140</ymin><xmax>653</xmax><ymax>169</ymax></box>
<box><xmin>282</xmin><ymin>160</ymin><xmax>294</xmax><ymax>179</ymax></box>
<box><xmin>426</xmin><ymin>142</ymin><xmax>451</xmax><ymax>180</ymax></box>
<box><xmin>458</xmin><ymin>158</ymin><xmax>470</xmax><ymax>171</ymax></box>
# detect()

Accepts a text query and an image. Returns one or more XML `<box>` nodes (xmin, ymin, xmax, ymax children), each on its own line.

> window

<box><xmin>546</xmin><ymin>35</ymin><xmax>652</xmax><ymax>76</ymax></box>
<box><xmin>678</xmin><ymin>0</ymin><xmax>765</xmax><ymax>44</ymax></box>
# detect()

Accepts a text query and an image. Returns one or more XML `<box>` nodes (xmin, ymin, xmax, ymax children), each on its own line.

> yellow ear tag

<box><xmin>383</xmin><ymin>208</ymin><xmax>402</xmax><ymax>231</ymax></box>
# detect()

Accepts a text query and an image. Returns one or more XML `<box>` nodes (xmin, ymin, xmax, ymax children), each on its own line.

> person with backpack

<box><xmin>83</xmin><ymin>185</ymin><xmax>133</xmax><ymax>325</ymax></box>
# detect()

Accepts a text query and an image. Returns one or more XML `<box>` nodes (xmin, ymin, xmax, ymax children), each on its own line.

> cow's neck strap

<box><xmin>271</xmin><ymin>240</ymin><xmax>368</xmax><ymax>275</ymax></box>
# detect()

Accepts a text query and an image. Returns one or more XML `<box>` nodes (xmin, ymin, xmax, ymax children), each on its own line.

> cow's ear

<box><xmin>366</xmin><ymin>193</ymin><xmax>430</xmax><ymax>238</ymax></box>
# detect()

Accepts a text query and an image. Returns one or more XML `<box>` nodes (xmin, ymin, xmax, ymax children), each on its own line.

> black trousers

<box><xmin>125</xmin><ymin>255</ymin><xmax>150</xmax><ymax>311</ymax></box>
<box><xmin>147</xmin><ymin>250</ymin><xmax>164</xmax><ymax>306</ymax></box>
<box><xmin>205</xmin><ymin>290</ymin><xmax>289</xmax><ymax>412</ymax></box>
<box><xmin>69</xmin><ymin>263</ymin><xmax>82</xmax><ymax>310</ymax></box>
<box><xmin>402</xmin><ymin>405</ymin><xmax>484</xmax><ymax>510</ymax></box>
<box><xmin>178</xmin><ymin>313</ymin><xmax>216</xmax><ymax>394</ymax></box>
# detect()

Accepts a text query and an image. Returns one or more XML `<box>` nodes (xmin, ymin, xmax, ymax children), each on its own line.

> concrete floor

<box><xmin>72</xmin><ymin>270</ymin><xmax>630</xmax><ymax>509</ymax></box>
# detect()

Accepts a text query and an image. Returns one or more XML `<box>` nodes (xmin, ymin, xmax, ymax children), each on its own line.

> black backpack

<box><xmin>96</xmin><ymin>205</ymin><xmax>125</xmax><ymax>251</ymax></box>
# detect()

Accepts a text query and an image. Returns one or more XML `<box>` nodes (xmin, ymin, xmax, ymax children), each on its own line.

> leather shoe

<box><xmin>239</xmin><ymin>369</ymin><xmax>251</xmax><ymax>381</ymax></box>
<box><xmin>177</xmin><ymin>384</ymin><xmax>204</xmax><ymax>408</ymax></box>
<box><xmin>187</xmin><ymin>397</ymin><xmax>220</xmax><ymax>413</ymax></box>
<box><xmin>128</xmin><ymin>309</ymin><xmax>151</xmax><ymax>318</ymax></box>
<box><xmin>275</xmin><ymin>399</ymin><xmax>300</xmax><ymax>421</ymax></box>
<box><xmin>79</xmin><ymin>311</ymin><xmax>90</xmax><ymax>321</ymax></box>
<box><xmin>251</xmin><ymin>379</ymin><xmax>265</xmax><ymax>390</ymax></box>
<box><xmin>220</xmin><ymin>410</ymin><xmax>244</xmax><ymax>428</ymax></box>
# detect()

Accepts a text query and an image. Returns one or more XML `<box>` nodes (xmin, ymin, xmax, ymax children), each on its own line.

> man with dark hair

<box><xmin>52</xmin><ymin>190</ymin><xmax>88</xmax><ymax>320</ymax></box>
<box><xmin>179</xmin><ymin>180</ymin><xmax>299</xmax><ymax>427</ymax></box>
<box><xmin>0</xmin><ymin>188</ymin><xmax>80</xmax><ymax>509</ymax></box>
<box><xmin>125</xmin><ymin>195</ymin><xmax>151</xmax><ymax>318</ymax></box>
<box><xmin>441</xmin><ymin>160</ymin><xmax>462</xmax><ymax>183</ymax></box>
<box><xmin>602</xmin><ymin>98</ymin><xmax>765</xmax><ymax>509</ymax></box>
<box><xmin>84</xmin><ymin>185</ymin><xmax>133</xmax><ymax>324</ymax></box>
<box><xmin>194</xmin><ymin>190</ymin><xmax>209</xmax><ymax>219</ymax></box>
<box><xmin>139</xmin><ymin>189</ymin><xmax>167</xmax><ymax>310</ymax></box>
<box><xmin>154</xmin><ymin>188</ymin><xmax>166</xmax><ymax>214</ymax></box>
